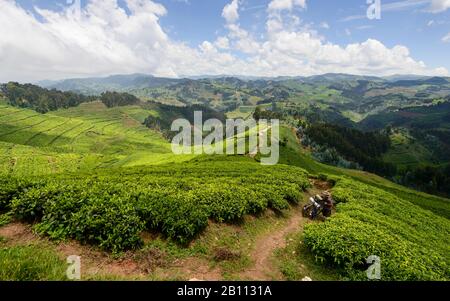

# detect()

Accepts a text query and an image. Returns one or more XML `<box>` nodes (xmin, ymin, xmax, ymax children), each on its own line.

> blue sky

<box><xmin>161</xmin><ymin>0</ymin><xmax>450</xmax><ymax>69</ymax></box>
<box><xmin>1</xmin><ymin>0</ymin><xmax>450</xmax><ymax>81</ymax></box>
<box><xmin>163</xmin><ymin>0</ymin><xmax>450</xmax><ymax>70</ymax></box>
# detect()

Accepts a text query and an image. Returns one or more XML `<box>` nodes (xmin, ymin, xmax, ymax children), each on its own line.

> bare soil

<box><xmin>236</xmin><ymin>178</ymin><xmax>331</xmax><ymax>280</ymax></box>
<box><xmin>238</xmin><ymin>206</ymin><xmax>305</xmax><ymax>280</ymax></box>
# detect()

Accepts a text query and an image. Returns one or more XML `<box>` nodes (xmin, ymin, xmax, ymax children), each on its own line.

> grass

<box><xmin>0</xmin><ymin>102</ymin><xmax>169</xmax><ymax>154</ymax></box>
<box><xmin>0</xmin><ymin>243</ymin><xmax>67</xmax><ymax>280</ymax></box>
<box><xmin>226</xmin><ymin>107</ymin><xmax>254</xmax><ymax>119</ymax></box>
<box><xmin>191</xmin><ymin>211</ymin><xmax>288</xmax><ymax>280</ymax></box>
<box><xmin>275</xmin><ymin>231</ymin><xmax>341</xmax><ymax>281</ymax></box>
<box><xmin>121</xmin><ymin>211</ymin><xmax>295</xmax><ymax>280</ymax></box>
<box><xmin>0</xmin><ymin>206</ymin><xmax>334</xmax><ymax>281</ymax></box>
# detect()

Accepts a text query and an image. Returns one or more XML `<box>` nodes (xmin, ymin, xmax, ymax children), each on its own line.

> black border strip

<box><xmin>0</xmin><ymin>281</ymin><xmax>447</xmax><ymax>299</ymax></box>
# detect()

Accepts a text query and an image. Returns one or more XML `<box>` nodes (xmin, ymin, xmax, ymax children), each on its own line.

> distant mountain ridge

<box><xmin>33</xmin><ymin>72</ymin><xmax>450</xmax><ymax>124</ymax></box>
<box><xmin>38</xmin><ymin>72</ymin><xmax>450</xmax><ymax>93</ymax></box>
<box><xmin>38</xmin><ymin>73</ymin><xmax>184</xmax><ymax>95</ymax></box>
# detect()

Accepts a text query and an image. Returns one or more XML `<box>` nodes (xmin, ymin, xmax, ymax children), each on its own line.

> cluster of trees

<box><xmin>0</xmin><ymin>83</ymin><xmax>147</xmax><ymax>112</ymax></box>
<box><xmin>282</xmin><ymin>105</ymin><xmax>356</xmax><ymax>128</ymax></box>
<box><xmin>303</xmin><ymin>122</ymin><xmax>450</xmax><ymax>197</ymax></box>
<box><xmin>410</xmin><ymin>128</ymin><xmax>450</xmax><ymax>162</ymax></box>
<box><xmin>397</xmin><ymin>165</ymin><xmax>450</xmax><ymax>197</ymax></box>
<box><xmin>143</xmin><ymin>103</ymin><xmax>226</xmax><ymax>140</ymax></box>
<box><xmin>1</xmin><ymin>82</ymin><xmax>93</xmax><ymax>113</ymax></box>
<box><xmin>304</xmin><ymin>123</ymin><xmax>396</xmax><ymax>176</ymax></box>
<box><xmin>310</xmin><ymin>145</ymin><xmax>363</xmax><ymax>170</ymax></box>
<box><xmin>253</xmin><ymin>106</ymin><xmax>283</xmax><ymax>121</ymax></box>
<box><xmin>100</xmin><ymin>91</ymin><xmax>140</xmax><ymax>108</ymax></box>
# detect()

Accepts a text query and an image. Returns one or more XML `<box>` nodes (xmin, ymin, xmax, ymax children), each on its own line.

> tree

<box><xmin>253</xmin><ymin>106</ymin><xmax>262</xmax><ymax>121</ymax></box>
<box><xmin>100</xmin><ymin>92</ymin><xmax>140</xmax><ymax>108</ymax></box>
<box><xmin>0</xmin><ymin>82</ymin><xmax>93</xmax><ymax>113</ymax></box>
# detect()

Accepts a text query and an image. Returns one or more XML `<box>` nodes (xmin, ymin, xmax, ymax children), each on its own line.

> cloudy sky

<box><xmin>1</xmin><ymin>0</ymin><xmax>449</xmax><ymax>82</ymax></box>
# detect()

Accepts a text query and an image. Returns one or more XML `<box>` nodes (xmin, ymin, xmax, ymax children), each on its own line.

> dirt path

<box><xmin>237</xmin><ymin>179</ymin><xmax>332</xmax><ymax>280</ymax></box>
<box><xmin>238</xmin><ymin>206</ymin><xmax>305</xmax><ymax>280</ymax></box>
<box><xmin>249</xmin><ymin>125</ymin><xmax>271</xmax><ymax>157</ymax></box>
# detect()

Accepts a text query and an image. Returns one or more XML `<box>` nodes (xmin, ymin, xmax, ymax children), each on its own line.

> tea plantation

<box><xmin>303</xmin><ymin>177</ymin><xmax>450</xmax><ymax>280</ymax></box>
<box><xmin>1</xmin><ymin>101</ymin><xmax>449</xmax><ymax>280</ymax></box>
<box><xmin>1</xmin><ymin>157</ymin><xmax>310</xmax><ymax>252</ymax></box>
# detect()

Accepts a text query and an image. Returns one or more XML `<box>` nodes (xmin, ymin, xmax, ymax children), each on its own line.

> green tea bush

<box><xmin>68</xmin><ymin>196</ymin><xmax>145</xmax><ymax>252</ymax></box>
<box><xmin>303</xmin><ymin>177</ymin><xmax>450</xmax><ymax>280</ymax></box>
<box><xmin>0</xmin><ymin>178</ymin><xmax>35</xmax><ymax>211</ymax></box>
<box><xmin>2</xmin><ymin>160</ymin><xmax>310</xmax><ymax>252</ymax></box>
<box><xmin>135</xmin><ymin>190</ymin><xmax>209</xmax><ymax>244</ymax></box>
<box><xmin>195</xmin><ymin>185</ymin><xmax>252</xmax><ymax>222</ymax></box>
<box><xmin>11</xmin><ymin>185</ymin><xmax>54</xmax><ymax>221</ymax></box>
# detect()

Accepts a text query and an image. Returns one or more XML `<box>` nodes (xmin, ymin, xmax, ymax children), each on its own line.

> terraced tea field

<box><xmin>0</xmin><ymin>102</ymin><xmax>192</xmax><ymax>175</ymax></box>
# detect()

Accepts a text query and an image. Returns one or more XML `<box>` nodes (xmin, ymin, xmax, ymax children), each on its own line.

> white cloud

<box><xmin>380</xmin><ymin>0</ymin><xmax>450</xmax><ymax>13</ymax></box>
<box><xmin>221</xmin><ymin>1</ymin><xmax>261</xmax><ymax>55</ymax></box>
<box><xmin>268</xmin><ymin>0</ymin><xmax>306</xmax><ymax>13</ymax></box>
<box><xmin>382</xmin><ymin>0</ymin><xmax>430</xmax><ymax>12</ymax></box>
<box><xmin>0</xmin><ymin>0</ymin><xmax>177</xmax><ymax>81</ymax></box>
<box><xmin>226</xmin><ymin>24</ymin><xmax>261</xmax><ymax>54</ymax></box>
<box><xmin>427</xmin><ymin>20</ymin><xmax>435</xmax><ymax>26</ymax></box>
<box><xmin>319</xmin><ymin>22</ymin><xmax>330</xmax><ymax>29</ymax></box>
<box><xmin>0</xmin><ymin>0</ymin><xmax>242</xmax><ymax>81</ymax></box>
<box><xmin>199</xmin><ymin>41</ymin><xmax>235</xmax><ymax>65</ymax></box>
<box><xmin>442</xmin><ymin>32</ymin><xmax>450</xmax><ymax>42</ymax></box>
<box><xmin>339</xmin><ymin>15</ymin><xmax>366</xmax><ymax>22</ymax></box>
<box><xmin>387</xmin><ymin>0</ymin><xmax>450</xmax><ymax>13</ymax></box>
<box><xmin>0</xmin><ymin>0</ymin><xmax>447</xmax><ymax>82</ymax></box>
<box><xmin>214</xmin><ymin>36</ymin><xmax>230</xmax><ymax>49</ymax></box>
<box><xmin>343</xmin><ymin>1</ymin><xmax>450</xmax><ymax>19</ymax></box>
<box><xmin>222</xmin><ymin>0</ymin><xmax>239</xmax><ymax>24</ymax></box>
<box><xmin>428</xmin><ymin>0</ymin><xmax>450</xmax><ymax>12</ymax></box>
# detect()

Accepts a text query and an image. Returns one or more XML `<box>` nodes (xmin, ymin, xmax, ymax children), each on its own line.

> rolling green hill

<box><xmin>39</xmin><ymin>74</ymin><xmax>183</xmax><ymax>96</ymax></box>
<box><xmin>40</xmin><ymin>73</ymin><xmax>450</xmax><ymax>122</ymax></box>
<box><xmin>0</xmin><ymin>101</ymin><xmax>195</xmax><ymax>176</ymax></box>
<box><xmin>382</xmin><ymin>129</ymin><xmax>436</xmax><ymax>167</ymax></box>
<box><xmin>0</xmin><ymin>85</ymin><xmax>449</xmax><ymax>281</ymax></box>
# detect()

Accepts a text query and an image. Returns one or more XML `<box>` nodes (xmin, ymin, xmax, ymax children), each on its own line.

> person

<box><xmin>303</xmin><ymin>192</ymin><xmax>334</xmax><ymax>219</ymax></box>
<box><xmin>320</xmin><ymin>191</ymin><xmax>333</xmax><ymax>217</ymax></box>
<box><xmin>309</xmin><ymin>194</ymin><xmax>322</xmax><ymax>219</ymax></box>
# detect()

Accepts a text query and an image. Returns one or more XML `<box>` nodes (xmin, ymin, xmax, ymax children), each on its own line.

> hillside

<box><xmin>0</xmin><ymin>101</ymin><xmax>195</xmax><ymax>176</ymax></box>
<box><xmin>39</xmin><ymin>74</ymin><xmax>183</xmax><ymax>96</ymax></box>
<box><xmin>0</xmin><ymin>95</ymin><xmax>449</xmax><ymax>281</ymax></box>
<box><xmin>40</xmin><ymin>73</ymin><xmax>450</xmax><ymax>119</ymax></box>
